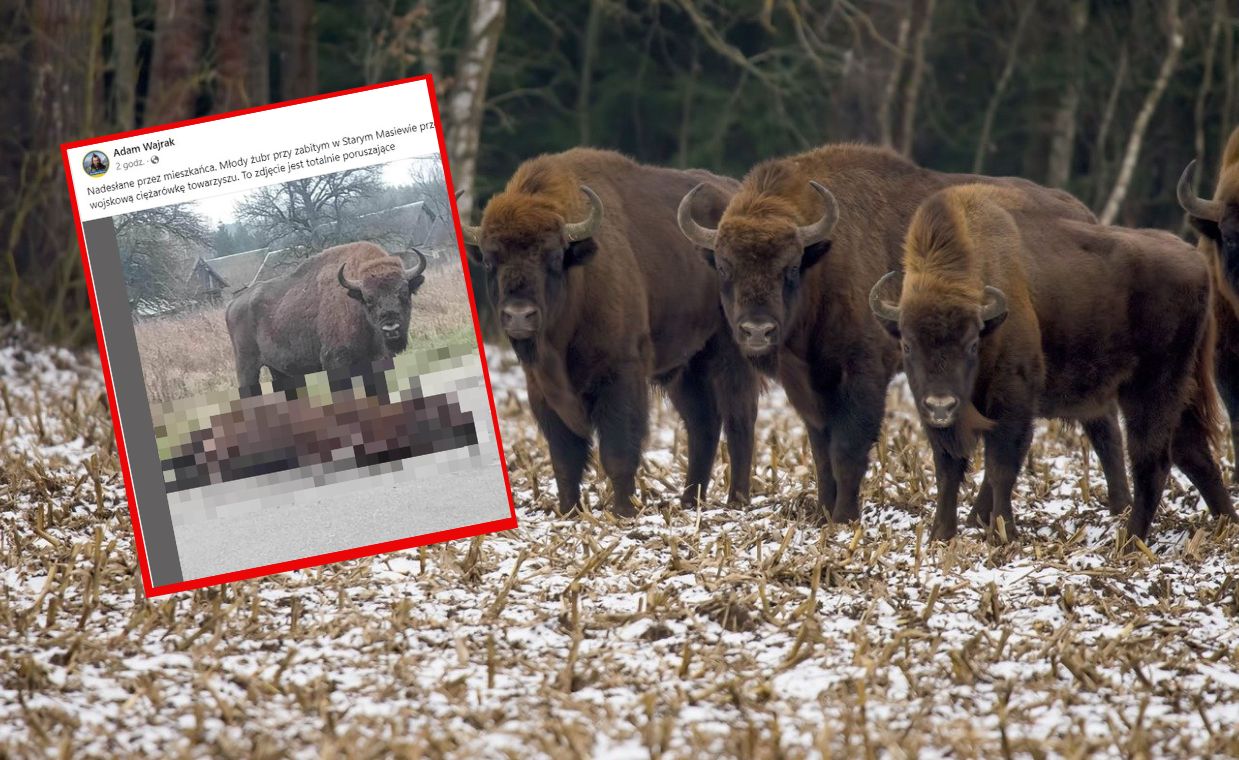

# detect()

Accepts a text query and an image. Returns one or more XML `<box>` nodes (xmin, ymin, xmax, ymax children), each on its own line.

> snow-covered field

<box><xmin>2</xmin><ymin>327</ymin><xmax>1239</xmax><ymax>758</ymax></box>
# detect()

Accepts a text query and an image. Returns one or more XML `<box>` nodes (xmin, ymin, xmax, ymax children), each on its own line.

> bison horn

<box><xmin>980</xmin><ymin>285</ymin><xmax>1008</xmax><ymax>322</ymax></box>
<box><xmin>869</xmin><ymin>271</ymin><xmax>901</xmax><ymax>323</ymax></box>
<box><xmin>563</xmin><ymin>185</ymin><xmax>604</xmax><ymax>242</ymax></box>
<box><xmin>796</xmin><ymin>181</ymin><xmax>839</xmax><ymax>246</ymax></box>
<box><xmin>677</xmin><ymin>184</ymin><xmax>718</xmax><ymax>249</ymax></box>
<box><xmin>404</xmin><ymin>247</ymin><xmax>428</xmax><ymax>280</ymax></box>
<box><xmin>337</xmin><ymin>263</ymin><xmax>363</xmax><ymax>297</ymax></box>
<box><xmin>456</xmin><ymin>189</ymin><xmax>483</xmax><ymax>247</ymax></box>
<box><xmin>1177</xmin><ymin>160</ymin><xmax>1222</xmax><ymax>222</ymax></box>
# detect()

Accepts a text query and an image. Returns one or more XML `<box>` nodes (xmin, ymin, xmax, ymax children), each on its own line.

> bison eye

<box><xmin>967</xmin><ymin>339</ymin><xmax>979</xmax><ymax>356</ymax></box>
<box><xmin>901</xmin><ymin>340</ymin><xmax>911</xmax><ymax>356</ymax></box>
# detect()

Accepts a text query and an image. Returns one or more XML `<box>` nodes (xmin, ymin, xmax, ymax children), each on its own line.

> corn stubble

<box><xmin>2</xmin><ymin>332</ymin><xmax>1239</xmax><ymax>758</ymax></box>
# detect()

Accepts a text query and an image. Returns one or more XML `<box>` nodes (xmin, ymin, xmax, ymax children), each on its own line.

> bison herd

<box><xmin>465</xmin><ymin>129</ymin><xmax>1239</xmax><ymax>545</ymax></box>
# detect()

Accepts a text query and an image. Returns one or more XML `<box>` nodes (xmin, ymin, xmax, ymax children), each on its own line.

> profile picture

<box><xmin>83</xmin><ymin>150</ymin><xmax>109</xmax><ymax>177</ymax></box>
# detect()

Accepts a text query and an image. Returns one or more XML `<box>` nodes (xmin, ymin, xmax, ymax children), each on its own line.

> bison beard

<box><xmin>875</xmin><ymin>184</ymin><xmax>1235</xmax><ymax>543</ymax></box>
<box><xmin>462</xmin><ymin>148</ymin><xmax>759</xmax><ymax>516</ymax></box>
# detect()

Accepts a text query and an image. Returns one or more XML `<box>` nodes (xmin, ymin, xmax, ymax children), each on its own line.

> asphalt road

<box><xmin>171</xmin><ymin>452</ymin><xmax>511</xmax><ymax>581</ymax></box>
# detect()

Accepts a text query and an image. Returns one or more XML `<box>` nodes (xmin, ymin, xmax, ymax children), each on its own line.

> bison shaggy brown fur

<box><xmin>677</xmin><ymin>144</ymin><xmax>1130</xmax><ymax>524</ymax></box>
<box><xmin>872</xmin><ymin>184</ymin><xmax>1234</xmax><ymax>542</ymax></box>
<box><xmin>1180</xmin><ymin>127</ymin><xmax>1239</xmax><ymax>471</ymax></box>
<box><xmin>461</xmin><ymin>148</ymin><xmax>758</xmax><ymax>516</ymax></box>
<box><xmin>226</xmin><ymin>242</ymin><xmax>426</xmax><ymax>394</ymax></box>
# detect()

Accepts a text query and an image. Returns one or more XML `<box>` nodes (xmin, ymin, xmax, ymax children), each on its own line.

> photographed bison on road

<box><xmin>676</xmin><ymin>144</ymin><xmax>1130</xmax><ymax>524</ymax></box>
<box><xmin>1179</xmin><ymin>127</ymin><xmax>1239</xmax><ymax>468</ymax></box>
<box><xmin>226</xmin><ymin>242</ymin><xmax>427</xmax><ymax>393</ymax></box>
<box><xmin>871</xmin><ymin>185</ymin><xmax>1235</xmax><ymax>542</ymax></box>
<box><xmin>461</xmin><ymin>148</ymin><xmax>758</xmax><ymax>516</ymax></box>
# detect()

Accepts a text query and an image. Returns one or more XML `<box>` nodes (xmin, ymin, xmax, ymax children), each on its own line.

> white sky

<box><xmin>193</xmin><ymin>155</ymin><xmax>441</xmax><ymax>226</ymax></box>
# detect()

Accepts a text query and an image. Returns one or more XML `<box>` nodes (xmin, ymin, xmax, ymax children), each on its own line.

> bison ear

<box><xmin>407</xmin><ymin>274</ymin><xmax>426</xmax><ymax>294</ymax></box>
<box><xmin>701</xmin><ymin>249</ymin><xmax>717</xmax><ymax>269</ymax></box>
<box><xmin>563</xmin><ymin>238</ymin><xmax>599</xmax><ymax>269</ymax></box>
<box><xmin>801</xmin><ymin>240</ymin><xmax>831</xmax><ymax>271</ymax></box>
<box><xmin>1189</xmin><ymin>216</ymin><xmax>1222</xmax><ymax>243</ymax></box>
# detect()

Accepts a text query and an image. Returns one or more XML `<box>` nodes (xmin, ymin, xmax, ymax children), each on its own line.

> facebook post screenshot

<box><xmin>61</xmin><ymin>76</ymin><xmax>515</xmax><ymax>596</ymax></box>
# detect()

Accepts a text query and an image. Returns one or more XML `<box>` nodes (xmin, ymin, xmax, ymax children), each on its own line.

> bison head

<box><xmin>869</xmin><ymin>271</ymin><xmax>1007</xmax><ymax>428</ymax></box>
<box><xmin>337</xmin><ymin>248</ymin><xmax>427</xmax><ymax>353</ymax></box>
<box><xmin>1178</xmin><ymin>160</ymin><xmax>1239</xmax><ymax>294</ymax></box>
<box><xmin>460</xmin><ymin>186</ymin><xmax>603</xmax><ymax>361</ymax></box>
<box><xmin>677</xmin><ymin>181</ymin><xmax>837</xmax><ymax>369</ymax></box>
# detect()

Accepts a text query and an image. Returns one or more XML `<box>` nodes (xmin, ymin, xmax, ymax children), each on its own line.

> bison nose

<box><xmin>501</xmin><ymin>302</ymin><xmax>540</xmax><ymax>339</ymax></box>
<box><xmin>922</xmin><ymin>394</ymin><xmax>960</xmax><ymax>427</ymax></box>
<box><xmin>738</xmin><ymin>319</ymin><xmax>779</xmax><ymax>349</ymax></box>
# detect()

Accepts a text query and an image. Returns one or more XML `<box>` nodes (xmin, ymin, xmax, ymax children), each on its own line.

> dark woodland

<box><xmin>2</xmin><ymin>0</ymin><xmax>1235</xmax><ymax>341</ymax></box>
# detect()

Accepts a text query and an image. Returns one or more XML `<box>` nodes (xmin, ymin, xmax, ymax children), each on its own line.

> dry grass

<box><xmin>133</xmin><ymin>266</ymin><xmax>477</xmax><ymax>403</ymax></box>
<box><xmin>3</xmin><ymin>325</ymin><xmax>1239</xmax><ymax>757</ymax></box>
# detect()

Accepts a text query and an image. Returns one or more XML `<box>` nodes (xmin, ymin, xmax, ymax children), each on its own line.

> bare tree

<box><xmin>235</xmin><ymin>168</ymin><xmax>385</xmax><ymax>251</ymax></box>
<box><xmin>898</xmin><ymin>0</ymin><xmax>936</xmax><ymax>157</ymax></box>
<box><xmin>1045</xmin><ymin>0</ymin><xmax>1089</xmax><ymax>189</ymax></box>
<box><xmin>1100</xmin><ymin>0</ymin><xmax>1184</xmax><ymax>225</ymax></box>
<box><xmin>116</xmin><ymin>205</ymin><xmax>212</xmax><ymax>307</ymax></box>
<box><xmin>214</xmin><ymin>0</ymin><xmax>270</xmax><ymax>110</ymax></box>
<box><xmin>446</xmin><ymin>0</ymin><xmax>506</xmax><ymax>220</ymax></box>
<box><xmin>111</xmin><ymin>0</ymin><xmax>137</xmax><ymax>130</ymax></box>
<box><xmin>276</xmin><ymin>0</ymin><xmax>316</xmax><ymax>100</ymax></box>
<box><xmin>147</xmin><ymin>0</ymin><xmax>206</xmax><ymax>125</ymax></box>
<box><xmin>877</xmin><ymin>12</ymin><xmax>911</xmax><ymax>149</ymax></box>
<box><xmin>973</xmin><ymin>1</ymin><xmax>1036</xmax><ymax>174</ymax></box>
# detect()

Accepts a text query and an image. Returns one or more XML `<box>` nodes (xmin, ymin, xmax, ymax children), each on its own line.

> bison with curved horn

<box><xmin>872</xmin><ymin>185</ymin><xmax>1234</xmax><ymax>543</ymax></box>
<box><xmin>1178</xmin><ymin>127</ymin><xmax>1239</xmax><ymax>469</ymax></box>
<box><xmin>677</xmin><ymin>144</ymin><xmax>1132</xmax><ymax>524</ymax></box>
<box><xmin>226</xmin><ymin>241</ymin><xmax>427</xmax><ymax>394</ymax></box>
<box><xmin>462</xmin><ymin>148</ymin><xmax>758</xmax><ymax>516</ymax></box>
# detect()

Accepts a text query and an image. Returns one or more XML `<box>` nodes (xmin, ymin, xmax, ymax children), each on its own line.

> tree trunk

<box><xmin>1089</xmin><ymin>46</ymin><xmax>1127</xmax><ymax>208</ymax></box>
<box><xmin>148</xmin><ymin>0</ymin><xmax>207</xmax><ymax>125</ymax></box>
<box><xmin>1220</xmin><ymin>12</ymin><xmax>1236</xmax><ymax>158</ymax></box>
<box><xmin>1045</xmin><ymin>0</ymin><xmax>1089</xmax><ymax>189</ymax></box>
<box><xmin>276</xmin><ymin>0</ymin><xmax>317</xmax><ymax>101</ymax></box>
<box><xmin>1186</xmin><ymin>0</ymin><xmax>1223</xmax><ymax>230</ymax></box>
<box><xmin>577</xmin><ymin>0</ymin><xmax>602</xmax><ymax>145</ymax></box>
<box><xmin>898</xmin><ymin>0</ymin><xmax>936</xmax><ymax>158</ymax></box>
<box><xmin>1100</xmin><ymin>0</ymin><xmax>1184</xmax><ymax>225</ymax></box>
<box><xmin>215</xmin><ymin>0</ymin><xmax>269</xmax><ymax>111</ymax></box>
<box><xmin>418</xmin><ymin>0</ymin><xmax>442</xmax><ymax>83</ymax></box>
<box><xmin>111</xmin><ymin>0</ymin><xmax>137</xmax><ymax>130</ymax></box>
<box><xmin>446</xmin><ymin>0</ymin><xmax>506</xmax><ymax>220</ymax></box>
<box><xmin>972</xmin><ymin>1</ymin><xmax>1036</xmax><ymax>174</ymax></box>
<box><xmin>877</xmin><ymin>13</ymin><xmax>910</xmax><ymax>150</ymax></box>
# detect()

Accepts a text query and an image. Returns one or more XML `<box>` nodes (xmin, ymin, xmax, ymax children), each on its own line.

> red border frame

<box><xmin>60</xmin><ymin>74</ymin><xmax>517</xmax><ymax>597</ymax></box>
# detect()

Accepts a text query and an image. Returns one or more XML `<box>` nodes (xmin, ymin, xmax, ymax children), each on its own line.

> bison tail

<box><xmin>1186</xmin><ymin>305</ymin><xmax>1224</xmax><ymax>454</ymax></box>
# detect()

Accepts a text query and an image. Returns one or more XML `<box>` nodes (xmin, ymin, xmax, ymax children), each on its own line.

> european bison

<box><xmin>226</xmin><ymin>242</ymin><xmax>427</xmax><ymax>393</ymax></box>
<box><xmin>870</xmin><ymin>184</ymin><xmax>1234</xmax><ymax>542</ymax></box>
<box><xmin>1179</xmin><ymin>126</ymin><xmax>1239</xmax><ymax>467</ymax></box>
<box><xmin>676</xmin><ymin>144</ymin><xmax>1131</xmax><ymax>523</ymax></box>
<box><xmin>460</xmin><ymin>148</ymin><xmax>758</xmax><ymax>516</ymax></box>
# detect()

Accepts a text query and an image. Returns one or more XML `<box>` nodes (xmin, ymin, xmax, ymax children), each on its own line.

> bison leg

<box><xmin>967</xmin><ymin>478</ymin><xmax>994</xmax><ymax>529</ymax></box>
<box><xmin>269</xmin><ymin>368</ymin><xmax>301</xmax><ymax>398</ymax></box>
<box><xmin>806</xmin><ymin>425</ymin><xmax>837</xmax><ymax>523</ymax></box>
<box><xmin>980</xmin><ymin>418</ymin><xmax>1033</xmax><ymax>542</ymax></box>
<box><xmin>1215</xmin><ymin>345</ymin><xmax>1239</xmax><ymax>481</ymax></box>
<box><xmin>667</xmin><ymin>363</ymin><xmax>722</xmax><ymax>507</ymax></box>
<box><xmin>930</xmin><ymin>444</ymin><xmax>968</xmax><ymax>541</ymax></box>
<box><xmin>1170</xmin><ymin>405</ymin><xmax>1238</xmax><ymax>522</ymax></box>
<box><xmin>825</xmin><ymin>384</ymin><xmax>884</xmax><ymax>523</ymax></box>
<box><xmin>233</xmin><ymin>348</ymin><xmax>262</xmax><ymax>397</ymax></box>
<box><xmin>711</xmin><ymin>351</ymin><xmax>758</xmax><ymax>506</ymax></box>
<box><xmin>592</xmin><ymin>365</ymin><xmax>648</xmax><ymax>518</ymax></box>
<box><xmin>529</xmin><ymin>392</ymin><xmax>591</xmax><ymax>516</ymax></box>
<box><xmin>1121</xmin><ymin>399</ymin><xmax>1176</xmax><ymax>543</ymax></box>
<box><xmin>1082</xmin><ymin>411</ymin><xmax>1132</xmax><ymax>515</ymax></box>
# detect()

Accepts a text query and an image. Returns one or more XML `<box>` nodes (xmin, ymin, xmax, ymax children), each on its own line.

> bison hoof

<box><xmin>725</xmin><ymin>491</ymin><xmax>751</xmax><ymax>509</ymax></box>
<box><xmin>611</xmin><ymin>498</ymin><xmax>638</xmax><ymax>519</ymax></box>
<box><xmin>1107</xmin><ymin>496</ymin><xmax>1132</xmax><ymax>517</ymax></box>
<box><xmin>930</xmin><ymin>521</ymin><xmax>957</xmax><ymax>542</ymax></box>
<box><xmin>830</xmin><ymin>506</ymin><xmax>861</xmax><ymax>524</ymax></box>
<box><xmin>679</xmin><ymin>484</ymin><xmax>708</xmax><ymax>507</ymax></box>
